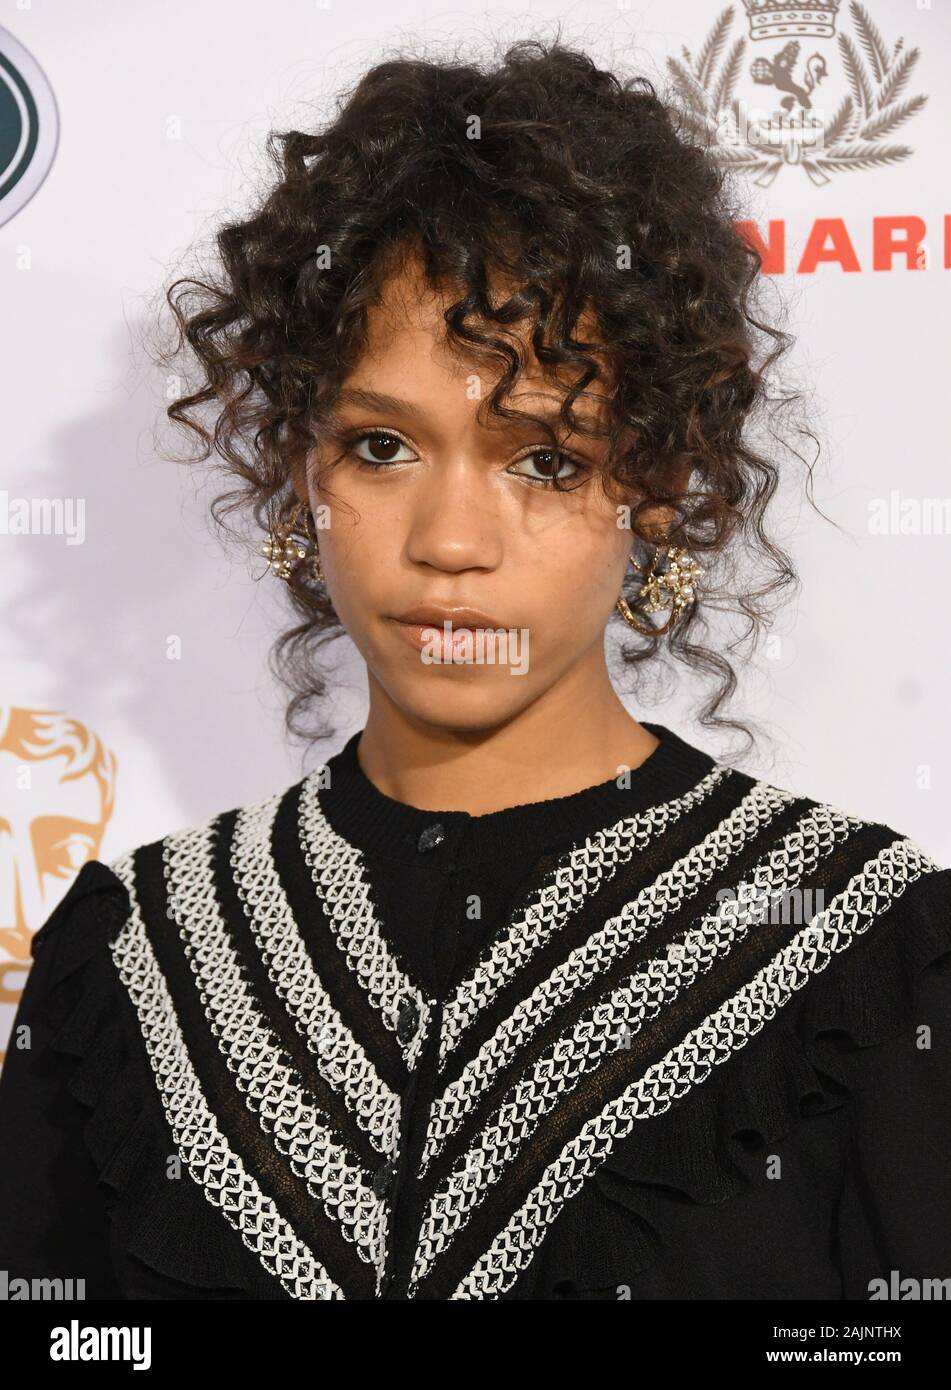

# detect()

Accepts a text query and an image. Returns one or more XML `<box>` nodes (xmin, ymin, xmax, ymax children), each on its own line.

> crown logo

<box><xmin>668</xmin><ymin>2</ymin><xmax>927</xmax><ymax>187</ymax></box>
<box><xmin>743</xmin><ymin>0</ymin><xmax>841</xmax><ymax>41</ymax></box>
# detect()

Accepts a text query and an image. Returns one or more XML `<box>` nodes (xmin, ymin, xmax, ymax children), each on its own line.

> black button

<box><xmin>373</xmin><ymin>1158</ymin><xmax>398</xmax><ymax>1198</ymax></box>
<box><xmin>417</xmin><ymin>823</ymin><xmax>445</xmax><ymax>852</ymax></box>
<box><xmin>396</xmin><ymin>998</ymin><xmax>420</xmax><ymax>1044</ymax></box>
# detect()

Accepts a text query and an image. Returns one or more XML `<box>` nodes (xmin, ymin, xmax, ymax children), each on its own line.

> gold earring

<box><xmin>615</xmin><ymin>543</ymin><xmax>701</xmax><ymax>636</ymax></box>
<box><xmin>261</xmin><ymin>498</ymin><xmax>325</xmax><ymax>584</ymax></box>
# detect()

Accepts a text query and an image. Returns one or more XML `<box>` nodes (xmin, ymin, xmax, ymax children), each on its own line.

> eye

<box><xmin>348</xmin><ymin>431</ymin><xmax>418</xmax><ymax>466</ymax></box>
<box><xmin>42</xmin><ymin>833</ymin><xmax>96</xmax><ymax>879</ymax></box>
<box><xmin>509</xmin><ymin>449</ymin><xmax>587</xmax><ymax>488</ymax></box>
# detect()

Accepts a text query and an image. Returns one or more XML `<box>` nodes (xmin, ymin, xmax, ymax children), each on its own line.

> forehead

<box><xmin>357</xmin><ymin>252</ymin><xmax>615</xmax><ymax>407</ymax></box>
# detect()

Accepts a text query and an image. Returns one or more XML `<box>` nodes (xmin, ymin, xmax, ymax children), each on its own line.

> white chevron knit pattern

<box><xmin>100</xmin><ymin>761</ymin><xmax>944</xmax><ymax>1302</ymax></box>
<box><xmin>438</xmin><ymin>765</ymin><xmax>732</xmax><ymax>1065</ymax></box>
<box><xmin>162</xmin><ymin>823</ymin><xmax>390</xmax><ymax>1286</ymax></box>
<box><xmin>230</xmin><ymin>793</ymin><xmax>402</xmax><ymax>1156</ymax></box>
<box><xmin>418</xmin><ymin>796</ymin><xmax>858</xmax><ymax>1173</ymax></box>
<box><xmin>108</xmin><ymin>853</ymin><xmax>344</xmax><ymax>1300</ymax></box>
<box><xmin>446</xmin><ymin>837</ymin><xmax>941</xmax><ymax>1299</ymax></box>
<box><xmin>298</xmin><ymin>773</ymin><xmax>432</xmax><ymax>1073</ymax></box>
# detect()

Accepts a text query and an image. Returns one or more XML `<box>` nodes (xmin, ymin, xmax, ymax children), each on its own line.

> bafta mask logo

<box><xmin>0</xmin><ymin>708</ymin><xmax>117</xmax><ymax>1066</ymax></box>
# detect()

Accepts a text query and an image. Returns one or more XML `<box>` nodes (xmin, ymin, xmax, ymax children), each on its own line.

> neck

<box><xmin>356</xmin><ymin>656</ymin><xmax>660</xmax><ymax>815</ymax></box>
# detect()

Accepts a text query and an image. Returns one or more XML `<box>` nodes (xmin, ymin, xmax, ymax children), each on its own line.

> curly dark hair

<box><xmin>153</xmin><ymin>34</ymin><xmax>821</xmax><ymax>756</ymax></box>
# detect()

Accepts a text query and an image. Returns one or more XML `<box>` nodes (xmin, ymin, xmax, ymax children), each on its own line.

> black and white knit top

<box><xmin>2</xmin><ymin>719</ymin><xmax>950</xmax><ymax>1300</ymax></box>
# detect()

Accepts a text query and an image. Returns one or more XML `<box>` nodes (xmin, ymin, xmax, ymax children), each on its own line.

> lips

<box><xmin>389</xmin><ymin>605</ymin><xmax>506</xmax><ymax>630</ymax></box>
<box><xmin>387</xmin><ymin>606</ymin><xmax>512</xmax><ymax>659</ymax></box>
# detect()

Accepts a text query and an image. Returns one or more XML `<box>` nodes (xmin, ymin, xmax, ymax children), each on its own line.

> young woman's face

<box><xmin>297</xmin><ymin>257</ymin><xmax>662</xmax><ymax>734</ymax></box>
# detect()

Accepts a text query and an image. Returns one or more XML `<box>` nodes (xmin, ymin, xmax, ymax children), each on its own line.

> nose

<box><xmin>402</xmin><ymin>460</ymin><xmax>504</xmax><ymax>574</ymax></box>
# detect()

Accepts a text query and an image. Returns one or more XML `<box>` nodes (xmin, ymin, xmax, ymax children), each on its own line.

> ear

<box><xmin>635</xmin><ymin>460</ymin><xmax>694</xmax><ymax>541</ymax></box>
<box><xmin>290</xmin><ymin>460</ymin><xmax>310</xmax><ymax>507</ymax></box>
<box><xmin>638</xmin><ymin>501</ymin><xmax>675</xmax><ymax>538</ymax></box>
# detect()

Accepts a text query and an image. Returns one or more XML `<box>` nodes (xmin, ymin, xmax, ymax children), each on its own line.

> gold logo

<box><xmin>669</xmin><ymin>1</ymin><xmax>927</xmax><ymax>186</ymax></box>
<box><xmin>0</xmin><ymin>708</ymin><xmax>116</xmax><ymax>1068</ymax></box>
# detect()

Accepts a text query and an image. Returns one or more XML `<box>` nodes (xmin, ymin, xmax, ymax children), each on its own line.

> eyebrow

<box><xmin>332</xmin><ymin>387</ymin><xmax>603</xmax><ymax>430</ymax></box>
<box><xmin>334</xmin><ymin>388</ymin><xmax>422</xmax><ymax>414</ymax></box>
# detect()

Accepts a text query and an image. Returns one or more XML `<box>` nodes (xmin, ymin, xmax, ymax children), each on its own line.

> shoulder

<box><xmin>711</xmin><ymin>757</ymin><xmax>949</xmax><ymax>886</ymax></box>
<box><xmin>106</xmin><ymin>773</ymin><xmax>312</xmax><ymax>909</ymax></box>
<box><xmin>29</xmin><ymin>859</ymin><xmax>132</xmax><ymax>968</ymax></box>
<box><xmin>702</xmin><ymin>760</ymin><xmax>951</xmax><ymax>996</ymax></box>
<box><xmin>30</xmin><ymin>774</ymin><xmax>311</xmax><ymax>970</ymax></box>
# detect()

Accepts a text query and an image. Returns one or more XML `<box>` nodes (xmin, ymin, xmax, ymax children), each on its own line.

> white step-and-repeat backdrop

<box><xmin>2</xmin><ymin>0</ymin><xmax>949</xmax><ymax>1061</ymax></box>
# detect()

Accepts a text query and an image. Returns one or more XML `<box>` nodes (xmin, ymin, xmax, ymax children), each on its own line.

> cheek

<box><xmin>321</xmin><ymin>523</ymin><xmax>419</xmax><ymax>670</ymax></box>
<box><xmin>316</xmin><ymin>502</ymin><xmax>389</xmax><ymax>606</ymax></box>
<box><xmin>525</xmin><ymin>541</ymin><xmax>625</xmax><ymax>645</ymax></box>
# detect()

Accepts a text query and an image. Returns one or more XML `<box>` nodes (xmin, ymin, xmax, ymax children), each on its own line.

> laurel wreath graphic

<box><xmin>667</xmin><ymin>1</ymin><xmax>927</xmax><ymax>186</ymax></box>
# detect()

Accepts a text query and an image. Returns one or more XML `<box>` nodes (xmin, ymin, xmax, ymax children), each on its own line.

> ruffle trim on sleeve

<box><xmin>35</xmin><ymin>860</ymin><xmax>267</xmax><ymax>1294</ymax></box>
<box><xmin>534</xmin><ymin>861</ymin><xmax>951</xmax><ymax>1296</ymax></box>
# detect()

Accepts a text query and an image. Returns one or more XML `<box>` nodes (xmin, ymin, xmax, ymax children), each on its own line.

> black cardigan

<box><xmin>2</xmin><ymin>719</ymin><xmax>950</xmax><ymax>1301</ymax></box>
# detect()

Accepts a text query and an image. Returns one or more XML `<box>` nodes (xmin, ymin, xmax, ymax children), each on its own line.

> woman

<box><xmin>1</xmin><ymin>40</ymin><xmax>949</xmax><ymax>1302</ymax></box>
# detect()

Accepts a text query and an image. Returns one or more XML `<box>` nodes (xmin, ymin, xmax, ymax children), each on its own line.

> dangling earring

<box><xmin>261</xmin><ymin>498</ymin><xmax>325</xmax><ymax>584</ymax></box>
<box><xmin>615</xmin><ymin>543</ymin><xmax>701</xmax><ymax>636</ymax></box>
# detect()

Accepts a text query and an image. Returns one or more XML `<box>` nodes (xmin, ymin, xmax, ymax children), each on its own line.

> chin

<box><xmin>378</xmin><ymin>673</ymin><xmax>536</xmax><ymax>735</ymax></box>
